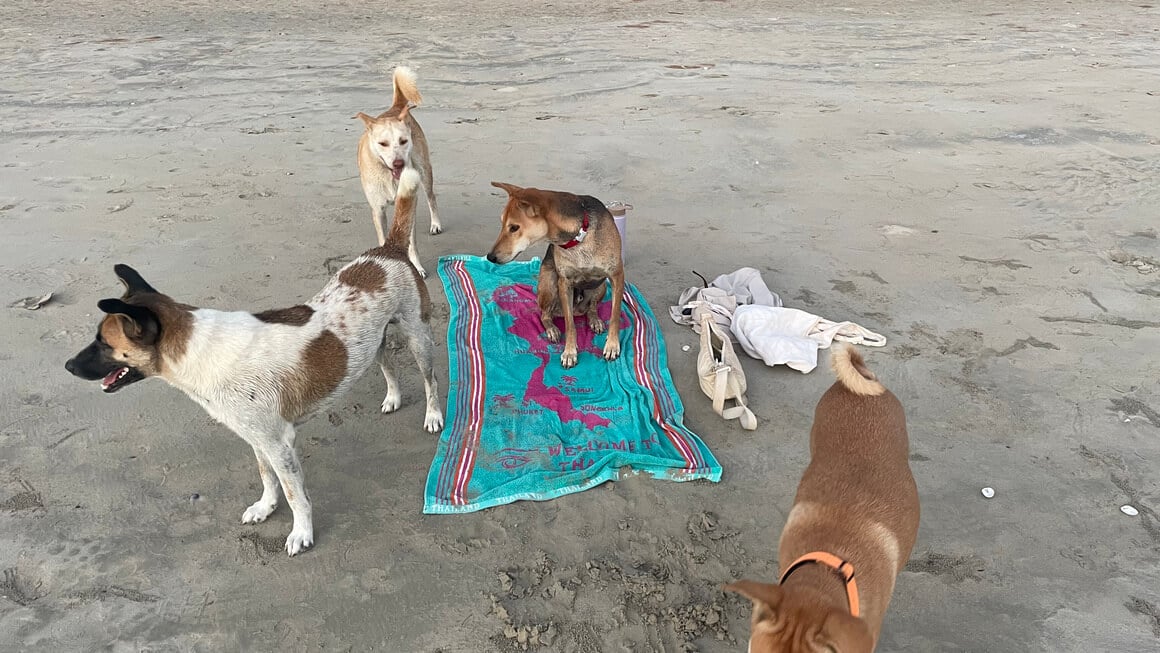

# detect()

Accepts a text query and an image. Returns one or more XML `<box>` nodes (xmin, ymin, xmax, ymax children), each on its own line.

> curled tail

<box><xmin>389</xmin><ymin>66</ymin><xmax>422</xmax><ymax>116</ymax></box>
<box><xmin>831</xmin><ymin>345</ymin><xmax>886</xmax><ymax>397</ymax></box>
<box><xmin>385</xmin><ymin>168</ymin><xmax>421</xmax><ymax>249</ymax></box>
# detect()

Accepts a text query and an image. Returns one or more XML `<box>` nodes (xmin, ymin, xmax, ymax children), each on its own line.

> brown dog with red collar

<box><xmin>726</xmin><ymin>346</ymin><xmax>919</xmax><ymax>652</ymax></box>
<box><xmin>485</xmin><ymin>182</ymin><xmax>624</xmax><ymax>369</ymax></box>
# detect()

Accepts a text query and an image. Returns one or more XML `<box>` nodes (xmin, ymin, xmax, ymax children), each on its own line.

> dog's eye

<box><xmin>508</xmin><ymin>224</ymin><xmax>520</xmax><ymax>233</ymax></box>
<box><xmin>378</xmin><ymin>141</ymin><xmax>389</xmax><ymax>147</ymax></box>
<box><xmin>399</xmin><ymin>138</ymin><xmax>409</xmax><ymax>145</ymax></box>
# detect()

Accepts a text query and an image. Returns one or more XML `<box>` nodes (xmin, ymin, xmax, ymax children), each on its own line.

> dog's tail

<box><xmin>389</xmin><ymin>66</ymin><xmax>422</xmax><ymax>116</ymax></box>
<box><xmin>831</xmin><ymin>345</ymin><xmax>886</xmax><ymax>397</ymax></box>
<box><xmin>385</xmin><ymin>168</ymin><xmax>422</xmax><ymax>249</ymax></box>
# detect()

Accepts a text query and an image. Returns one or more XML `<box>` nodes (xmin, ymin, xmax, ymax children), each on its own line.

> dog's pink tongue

<box><xmin>103</xmin><ymin>369</ymin><xmax>123</xmax><ymax>385</ymax></box>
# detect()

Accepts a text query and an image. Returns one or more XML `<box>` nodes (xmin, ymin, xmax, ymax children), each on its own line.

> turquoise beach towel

<box><xmin>424</xmin><ymin>255</ymin><xmax>721</xmax><ymax>514</ymax></box>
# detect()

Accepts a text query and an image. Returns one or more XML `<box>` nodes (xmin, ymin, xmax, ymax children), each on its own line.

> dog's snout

<box><xmin>392</xmin><ymin>158</ymin><xmax>405</xmax><ymax>168</ymax></box>
<box><xmin>65</xmin><ymin>358</ymin><xmax>77</xmax><ymax>375</ymax></box>
<box><xmin>486</xmin><ymin>252</ymin><xmax>497</xmax><ymax>263</ymax></box>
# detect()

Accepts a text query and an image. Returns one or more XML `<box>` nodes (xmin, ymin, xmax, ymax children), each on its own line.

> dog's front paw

<box><xmin>414</xmin><ymin>265</ymin><xmax>428</xmax><ymax>279</ymax></box>
<box><xmin>381</xmin><ymin>391</ymin><xmax>402</xmax><ymax>414</ymax></box>
<box><xmin>543</xmin><ymin>326</ymin><xmax>561</xmax><ymax>343</ymax></box>
<box><xmin>603</xmin><ymin>339</ymin><xmax>621</xmax><ymax>361</ymax></box>
<box><xmin>424</xmin><ymin>409</ymin><xmax>444</xmax><ymax>434</ymax></box>
<box><xmin>589</xmin><ymin>318</ymin><xmax>606</xmax><ymax>335</ymax></box>
<box><xmin>286</xmin><ymin>527</ymin><xmax>314</xmax><ymax>557</ymax></box>
<box><xmin>430</xmin><ymin>223</ymin><xmax>443</xmax><ymax>235</ymax></box>
<box><xmin>561</xmin><ymin>348</ymin><xmax>578</xmax><ymax>369</ymax></box>
<box><xmin>242</xmin><ymin>500</ymin><xmax>277</xmax><ymax>524</ymax></box>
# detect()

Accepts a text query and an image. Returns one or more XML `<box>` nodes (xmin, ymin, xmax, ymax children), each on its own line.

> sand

<box><xmin>2</xmin><ymin>0</ymin><xmax>1159</xmax><ymax>650</ymax></box>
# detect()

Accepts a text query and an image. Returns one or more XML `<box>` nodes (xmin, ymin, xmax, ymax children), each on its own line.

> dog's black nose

<box><xmin>486</xmin><ymin>252</ymin><xmax>497</xmax><ymax>263</ymax></box>
<box><xmin>64</xmin><ymin>359</ymin><xmax>76</xmax><ymax>375</ymax></box>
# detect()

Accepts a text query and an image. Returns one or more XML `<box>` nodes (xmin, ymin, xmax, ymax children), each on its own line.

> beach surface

<box><xmin>1</xmin><ymin>1</ymin><xmax>1158</xmax><ymax>650</ymax></box>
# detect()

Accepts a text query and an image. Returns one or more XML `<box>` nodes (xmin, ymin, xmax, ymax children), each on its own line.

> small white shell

<box><xmin>682</xmin><ymin>345</ymin><xmax>691</xmax><ymax>352</ymax></box>
<box><xmin>981</xmin><ymin>487</ymin><xmax>995</xmax><ymax>499</ymax></box>
<box><xmin>1121</xmin><ymin>505</ymin><xmax>1139</xmax><ymax>517</ymax></box>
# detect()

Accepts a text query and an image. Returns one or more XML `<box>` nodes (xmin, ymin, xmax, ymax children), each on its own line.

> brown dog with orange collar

<box><xmin>726</xmin><ymin>345</ymin><xmax>919</xmax><ymax>652</ymax></box>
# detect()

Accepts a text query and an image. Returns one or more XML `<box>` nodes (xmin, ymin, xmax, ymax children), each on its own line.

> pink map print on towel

<box><xmin>491</xmin><ymin>284</ymin><xmax>612</xmax><ymax>430</ymax></box>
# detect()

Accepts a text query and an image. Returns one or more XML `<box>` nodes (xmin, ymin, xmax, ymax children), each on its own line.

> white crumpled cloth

<box><xmin>669</xmin><ymin>267</ymin><xmax>781</xmax><ymax>333</ymax></box>
<box><xmin>671</xmin><ymin>267</ymin><xmax>886</xmax><ymax>373</ymax></box>
<box><xmin>730</xmin><ymin>305</ymin><xmax>886</xmax><ymax>373</ymax></box>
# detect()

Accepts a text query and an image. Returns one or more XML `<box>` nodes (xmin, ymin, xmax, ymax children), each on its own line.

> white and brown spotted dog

<box><xmin>64</xmin><ymin>169</ymin><xmax>443</xmax><ymax>556</ymax></box>
<box><xmin>356</xmin><ymin>66</ymin><xmax>442</xmax><ymax>278</ymax></box>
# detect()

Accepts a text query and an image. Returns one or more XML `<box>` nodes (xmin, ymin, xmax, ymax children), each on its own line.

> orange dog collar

<box><xmin>779</xmin><ymin>552</ymin><xmax>861</xmax><ymax>618</ymax></box>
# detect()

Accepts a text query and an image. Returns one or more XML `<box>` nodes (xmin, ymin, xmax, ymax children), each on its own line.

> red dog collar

<box><xmin>559</xmin><ymin>210</ymin><xmax>590</xmax><ymax>249</ymax></box>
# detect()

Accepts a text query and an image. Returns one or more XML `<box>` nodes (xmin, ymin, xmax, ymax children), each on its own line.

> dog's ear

<box><xmin>354</xmin><ymin>112</ymin><xmax>375</xmax><ymax>127</ymax></box>
<box><xmin>518</xmin><ymin>199</ymin><xmax>541</xmax><ymax>218</ymax></box>
<box><xmin>114</xmin><ymin>264</ymin><xmax>159</xmax><ymax>297</ymax></box>
<box><xmin>820</xmin><ymin>610</ymin><xmax>874</xmax><ymax>653</ymax></box>
<box><xmin>398</xmin><ymin>104</ymin><xmax>412</xmax><ymax>121</ymax></box>
<box><xmin>723</xmin><ymin>582</ymin><xmax>788</xmax><ymax>626</ymax></box>
<box><xmin>98</xmin><ymin>298</ymin><xmax>161</xmax><ymax>345</ymax></box>
<box><xmin>491</xmin><ymin>181</ymin><xmax>524</xmax><ymax>196</ymax></box>
<box><xmin>724</xmin><ymin>580</ymin><xmax>784</xmax><ymax>612</ymax></box>
<box><xmin>726</xmin><ymin>580</ymin><xmax>786</xmax><ymax>650</ymax></box>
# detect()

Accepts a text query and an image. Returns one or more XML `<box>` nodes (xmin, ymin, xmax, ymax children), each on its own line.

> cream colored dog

<box><xmin>356</xmin><ymin>66</ymin><xmax>442</xmax><ymax>277</ymax></box>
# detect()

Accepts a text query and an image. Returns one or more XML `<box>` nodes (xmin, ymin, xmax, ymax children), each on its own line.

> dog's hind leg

<box><xmin>419</xmin><ymin>160</ymin><xmax>442</xmax><ymax>235</ymax></box>
<box><xmin>539</xmin><ymin>303</ymin><xmax>562</xmax><ymax>343</ymax></box>
<box><xmin>584</xmin><ymin>282</ymin><xmax>607</xmax><ymax>335</ymax></box>
<box><xmin>360</xmin><ymin>192</ymin><xmax>402</xmax><ymax>248</ymax></box>
<box><xmin>377</xmin><ymin>337</ymin><xmax>402</xmax><ymax>414</ymax></box>
<box><xmin>403</xmin><ymin>315</ymin><xmax>444</xmax><ymax>433</ymax></box>
<box><xmin>406</xmin><ymin>223</ymin><xmax>426</xmax><ymax>280</ymax></box>
<box><xmin>256</xmin><ymin>422</ymin><xmax>313</xmax><ymax>556</ymax></box>
<box><xmin>537</xmin><ymin>260</ymin><xmax>562</xmax><ymax>343</ymax></box>
<box><xmin>241</xmin><ymin>446</ymin><xmax>281</xmax><ymax>524</ymax></box>
<box><xmin>361</xmin><ymin>176</ymin><xmax>394</xmax><ymax>246</ymax></box>
<box><xmin>370</xmin><ymin>204</ymin><xmax>389</xmax><ymax>246</ymax></box>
